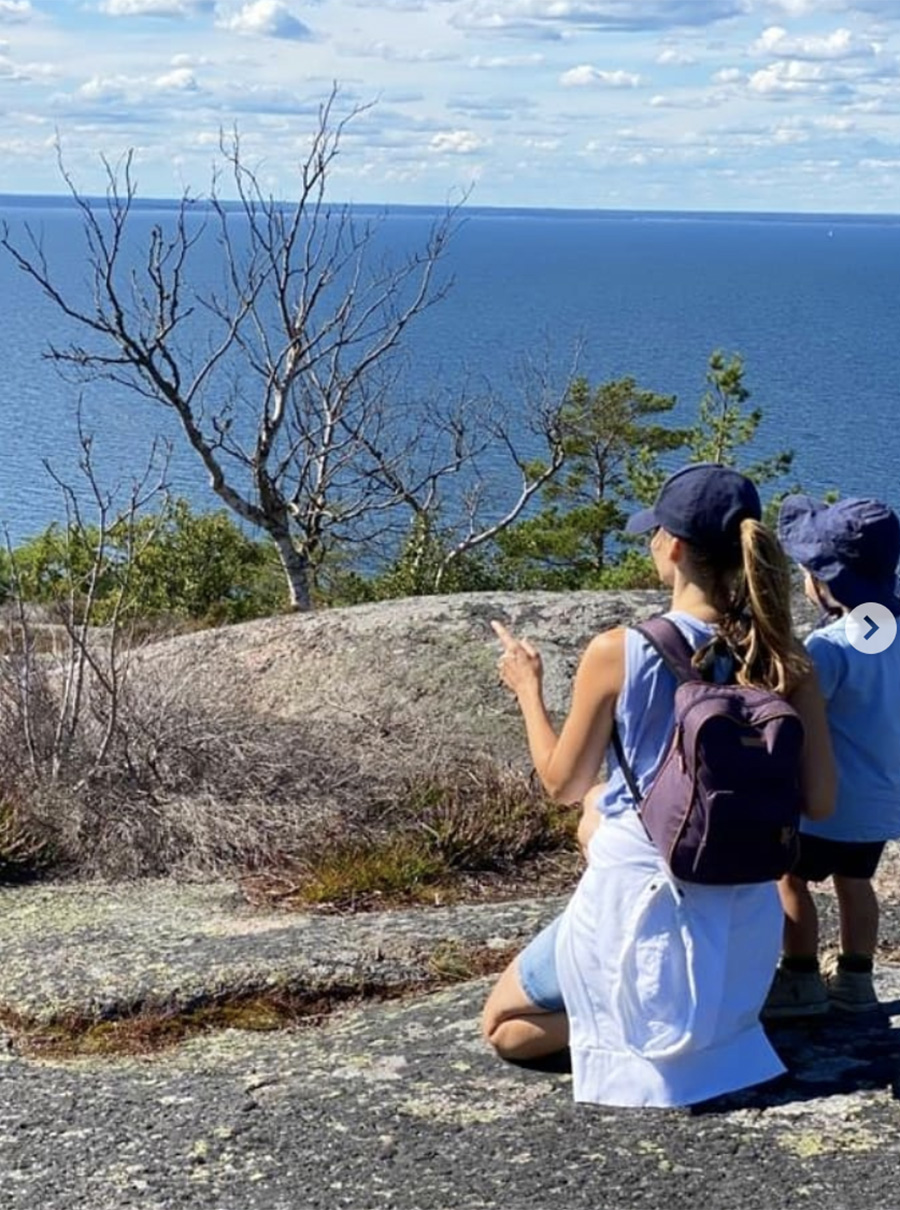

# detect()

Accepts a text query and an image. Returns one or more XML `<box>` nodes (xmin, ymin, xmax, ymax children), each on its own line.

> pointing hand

<box><xmin>491</xmin><ymin>620</ymin><xmax>543</xmax><ymax>696</ymax></box>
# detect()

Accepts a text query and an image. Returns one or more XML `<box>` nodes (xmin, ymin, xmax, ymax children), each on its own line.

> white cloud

<box><xmin>656</xmin><ymin>47</ymin><xmax>696</xmax><ymax>65</ymax></box>
<box><xmin>560</xmin><ymin>64</ymin><xmax>642</xmax><ymax>87</ymax></box>
<box><xmin>429</xmin><ymin>129</ymin><xmax>489</xmax><ymax>153</ymax></box>
<box><xmin>816</xmin><ymin>114</ymin><xmax>855</xmax><ymax>131</ymax></box>
<box><xmin>649</xmin><ymin>90</ymin><xmax>726</xmax><ymax>108</ymax></box>
<box><xmin>344</xmin><ymin>41</ymin><xmax>458</xmax><ymax>63</ymax></box>
<box><xmin>78</xmin><ymin>74</ymin><xmax>127</xmax><ymax>101</ymax></box>
<box><xmin>751</xmin><ymin>0</ymin><xmax>824</xmax><ymax>14</ymax></box>
<box><xmin>217</xmin><ymin>80</ymin><xmax>320</xmax><ymax>113</ymax></box>
<box><xmin>469</xmin><ymin>52</ymin><xmax>546</xmax><ymax>67</ymax></box>
<box><xmin>218</xmin><ymin>1</ymin><xmax>313</xmax><ymax>39</ymax></box>
<box><xmin>154</xmin><ymin>67</ymin><xmax>198</xmax><ymax>90</ymax></box>
<box><xmin>752</xmin><ymin>25</ymin><xmax>879</xmax><ymax>61</ymax></box>
<box><xmin>749</xmin><ymin>59</ymin><xmax>834</xmax><ymax>94</ymax></box>
<box><xmin>451</xmin><ymin>0</ymin><xmax>744</xmax><ymax>36</ymax></box>
<box><xmin>76</xmin><ymin>69</ymin><xmax>202</xmax><ymax>102</ymax></box>
<box><xmin>522</xmin><ymin>135</ymin><xmax>560</xmax><ymax>149</ymax></box>
<box><xmin>0</xmin><ymin>0</ymin><xmax>32</xmax><ymax>22</ymax></box>
<box><xmin>771</xmin><ymin>124</ymin><xmax>807</xmax><ymax>143</ymax></box>
<box><xmin>845</xmin><ymin>97</ymin><xmax>900</xmax><ymax>115</ymax></box>
<box><xmin>449</xmin><ymin>92</ymin><xmax>535</xmax><ymax>118</ymax></box>
<box><xmin>100</xmin><ymin>0</ymin><xmax>214</xmax><ymax>14</ymax></box>
<box><xmin>713</xmin><ymin>67</ymin><xmax>743</xmax><ymax>83</ymax></box>
<box><xmin>1</xmin><ymin>57</ymin><xmax>57</xmax><ymax>80</ymax></box>
<box><xmin>449</xmin><ymin>9</ymin><xmax>564</xmax><ymax>39</ymax></box>
<box><xmin>170</xmin><ymin>52</ymin><xmax>210</xmax><ymax>67</ymax></box>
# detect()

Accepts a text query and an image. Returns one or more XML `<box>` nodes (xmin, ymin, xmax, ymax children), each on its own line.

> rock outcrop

<box><xmin>130</xmin><ymin>586</ymin><xmax>821</xmax><ymax>786</ymax></box>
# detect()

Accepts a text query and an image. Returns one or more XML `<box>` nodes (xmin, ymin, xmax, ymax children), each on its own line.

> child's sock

<box><xmin>837</xmin><ymin>952</ymin><xmax>874</xmax><ymax>974</ymax></box>
<box><xmin>781</xmin><ymin>955</ymin><xmax>820</xmax><ymax>974</ymax></box>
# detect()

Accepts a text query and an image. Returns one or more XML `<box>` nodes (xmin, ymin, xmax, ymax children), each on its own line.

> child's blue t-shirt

<box><xmin>802</xmin><ymin>616</ymin><xmax>900</xmax><ymax>842</ymax></box>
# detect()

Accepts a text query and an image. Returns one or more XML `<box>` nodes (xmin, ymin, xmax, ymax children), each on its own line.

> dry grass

<box><xmin>0</xmin><ymin>637</ymin><xmax>576</xmax><ymax>900</ymax></box>
<box><xmin>0</xmin><ymin>644</ymin><xmax>374</xmax><ymax>880</ymax></box>
<box><xmin>243</xmin><ymin>760</ymin><xmax>577</xmax><ymax>910</ymax></box>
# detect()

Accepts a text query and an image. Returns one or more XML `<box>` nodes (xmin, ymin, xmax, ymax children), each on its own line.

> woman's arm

<box><xmin>492</xmin><ymin>622</ymin><xmax>626</xmax><ymax>804</ymax></box>
<box><xmin>787</xmin><ymin>667</ymin><xmax>837</xmax><ymax>822</ymax></box>
<box><xmin>577</xmin><ymin>784</ymin><xmax>605</xmax><ymax>857</ymax></box>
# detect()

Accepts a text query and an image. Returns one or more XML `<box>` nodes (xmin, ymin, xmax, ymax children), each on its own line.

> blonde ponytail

<box><xmin>724</xmin><ymin>518</ymin><xmax>810</xmax><ymax>694</ymax></box>
<box><xmin>687</xmin><ymin>518</ymin><xmax>810</xmax><ymax>694</ymax></box>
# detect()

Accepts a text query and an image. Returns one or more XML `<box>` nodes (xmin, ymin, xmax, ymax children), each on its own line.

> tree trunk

<box><xmin>272</xmin><ymin>532</ymin><xmax>313</xmax><ymax>612</ymax></box>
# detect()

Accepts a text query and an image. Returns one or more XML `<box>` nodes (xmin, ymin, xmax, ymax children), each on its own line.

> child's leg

<box><xmin>777</xmin><ymin>834</ymin><xmax>853</xmax><ymax>963</ymax></box>
<box><xmin>827</xmin><ymin>872</ymin><xmax>882</xmax><ymax>1012</ymax></box>
<box><xmin>830</xmin><ymin>842</ymin><xmax>885</xmax><ymax>962</ymax></box>
<box><xmin>833</xmin><ymin>875</ymin><xmax>879</xmax><ymax>959</ymax></box>
<box><xmin>777</xmin><ymin>872</ymin><xmax>820</xmax><ymax>960</ymax></box>
<box><xmin>763</xmin><ymin>873</ymin><xmax>828</xmax><ymax>1018</ymax></box>
<box><xmin>822</xmin><ymin>844</ymin><xmax>884</xmax><ymax>1012</ymax></box>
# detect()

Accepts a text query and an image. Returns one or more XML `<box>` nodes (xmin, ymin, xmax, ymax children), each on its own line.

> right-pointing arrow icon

<box><xmin>847</xmin><ymin>602</ymin><xmax>897</xmax><ymax>654</ymax></box>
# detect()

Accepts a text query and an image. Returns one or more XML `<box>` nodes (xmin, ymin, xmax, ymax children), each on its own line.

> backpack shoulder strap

<box><xmin>610</xmin><ymin>722</ymin><xmax>645</xmax><ymax>806</ymax></box>
<box><xmin>609</xmin><ymin>616</ymin><xmax>701</xmax><ymax>811</ymax></box>
<box><xmin>634</xmin><ymin>615</ymin><xmax>701</xmax><ymax>684</ymax></box>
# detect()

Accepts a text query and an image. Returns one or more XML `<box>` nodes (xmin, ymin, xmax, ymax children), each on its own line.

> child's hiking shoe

<box><xmin>761</xmin><ymin>966</ymin><xmax>830</xmax><ymax>1021</ymax></box>
<box><xmin>825</xmin><ymin>966</ymin><xmax>879</xmax><ymax>1014</ymax></box>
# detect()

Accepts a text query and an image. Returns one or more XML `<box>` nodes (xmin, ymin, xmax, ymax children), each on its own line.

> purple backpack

<box><xmin>611</xmin><ymin>616</ymin><xmax>804</xmax><ymax>886</ymax></box>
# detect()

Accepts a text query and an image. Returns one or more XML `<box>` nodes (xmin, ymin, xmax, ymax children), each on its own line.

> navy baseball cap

<box><xmin>778</xmin><ymin>495</ymin><xmax>900</xmax><ymax>614</ymax></box>
<box><xmin>626</xmin><ymin>463</ymin><xmax>762</xmax><ymax>553</ymax></box>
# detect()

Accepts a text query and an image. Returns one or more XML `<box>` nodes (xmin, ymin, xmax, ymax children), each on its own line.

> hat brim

<box><xmin>779</xmin><ymin>495</ymin><xmax>900</xmax><ymax>613</ymax></box>
<box><xmin>625</xmin><ymin>507</ymin><xmax>658</xmax><ymax>536</ymax></box>
<box><xmin>827</xmin><ymin>567</ymin><xmax>900</xmax><ymax>615</ymax></box>
<box><xmin>777</xmin><ymin>495</ymin><xmax>844</xmax><ymax>579</ymax></box>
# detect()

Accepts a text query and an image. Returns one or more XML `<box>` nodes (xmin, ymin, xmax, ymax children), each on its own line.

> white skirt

<box><xmin>556</xmin><ymin>811</ymin><xmax>785</xmax><ymax>1107</ymax></box>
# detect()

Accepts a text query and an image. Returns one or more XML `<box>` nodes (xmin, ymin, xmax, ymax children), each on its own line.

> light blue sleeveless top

<box><xmin>598</xmin><ymin>611</ymin><xmax>719</xmax><ymax>819</ymax></box>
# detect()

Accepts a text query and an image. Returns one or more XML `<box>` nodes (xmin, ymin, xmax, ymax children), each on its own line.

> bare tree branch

<box><xmin>1</xmin><ymin>87</ymin><xmax>568</xmax><ymax>609</ymax></box>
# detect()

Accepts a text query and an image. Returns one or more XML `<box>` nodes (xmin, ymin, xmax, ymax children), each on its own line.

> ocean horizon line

<box><xmin>2</xmin><ymin>193</ymin><xmax>900</xmax><ymax>226</ymax></box>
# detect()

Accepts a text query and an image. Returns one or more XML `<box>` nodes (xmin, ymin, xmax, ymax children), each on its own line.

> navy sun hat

<box><xmin>778</xmin><ymin>495</ymin><xmax>900</xmax><ymax>614</ymax></box>
<box><xmin>626</xmin><ymin>463</ymin><xmax>762</xmax><ymax>553</ymax></box>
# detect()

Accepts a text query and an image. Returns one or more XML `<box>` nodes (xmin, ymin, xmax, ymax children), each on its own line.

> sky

<box><xmin>2</xmin><ymin>0</ymin><xmax>900</xmax><ymax>211</ymax></box>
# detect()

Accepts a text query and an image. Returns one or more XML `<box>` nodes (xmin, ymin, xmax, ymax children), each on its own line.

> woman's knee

<box><xmin>482</xmin><ymin>1012</ymin><xmax>514</xmax><ymax>1055</ymax></box>
<box><xmin>482</xmin><ymin>962</ymin><xmax>527</xmax><ymax>1043</ymax></box>
<box><xmin>481</xmin><ymin>1000</ymin><xmax>503</xmax><ymax>1048</ymax></box>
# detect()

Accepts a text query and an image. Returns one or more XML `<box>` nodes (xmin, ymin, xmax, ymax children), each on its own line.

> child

<box><xmin>766</xmin><ymin>496</ymin><xmax>900</xmax><ymax>1017</ymax></box>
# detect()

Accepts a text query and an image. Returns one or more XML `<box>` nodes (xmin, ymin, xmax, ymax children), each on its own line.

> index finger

<box><xmin>490</xmin><ymin>620</ymin><xmax>517</xmax><ymax>650</ymax></box>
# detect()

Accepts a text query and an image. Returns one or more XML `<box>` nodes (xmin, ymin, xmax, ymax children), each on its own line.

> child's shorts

<box><xmin>516</xmin><ymin>914</ymin><xmax>565</xmax><ymax>1012</ymax></box>
<box><xmin>794</xmin><ymin>834</ymin><xmax>886</xmax><ymax>882</ymax></box>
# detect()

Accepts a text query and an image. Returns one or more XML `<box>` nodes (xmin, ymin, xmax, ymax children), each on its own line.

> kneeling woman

<box><xmin>483</xmin><ymin>464</ymin><xmax>835</xmax><ymax>1107</ymax></box>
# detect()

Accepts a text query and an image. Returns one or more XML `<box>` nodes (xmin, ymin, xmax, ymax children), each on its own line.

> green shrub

<box><xmin>6</xmin><ymin>499</ymin><xmax>286</xmax><ymax>626</ymax></box>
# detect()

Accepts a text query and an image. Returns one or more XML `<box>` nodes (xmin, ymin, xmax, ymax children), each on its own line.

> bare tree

<box><xmin>1</xmin><ymin>417</ymin><xmax>170</xmax><ymax>794</ymax></box>
<box><xmin>2</xmin><ymin>89</ymin><xmax>566</xmax><ymax>610</ymax></box>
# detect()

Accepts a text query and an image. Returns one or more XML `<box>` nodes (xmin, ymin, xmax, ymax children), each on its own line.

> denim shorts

<box><xmin>516</xmin><ymin>913</ymin><xmax>565</xmax><ymax>1012</ymax></box>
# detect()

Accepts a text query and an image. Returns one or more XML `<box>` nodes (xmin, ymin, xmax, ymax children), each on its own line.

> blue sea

<box><xmin>1</xmin><ymin>196</ymin><xmax>899</xmax><ymax>546</ymax></box>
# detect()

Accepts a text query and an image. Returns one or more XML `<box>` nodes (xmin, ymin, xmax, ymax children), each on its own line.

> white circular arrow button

<box><xmin>845</xmin><ymin>602</ymin><xmax>898</xmax><ymax>655</ymax></box>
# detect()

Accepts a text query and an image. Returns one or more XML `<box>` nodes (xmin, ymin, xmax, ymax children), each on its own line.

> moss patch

<box><xmin>0</xmin><ymin>942</ymin><xmax>519</xmax><ymax>1061</ymax></box>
